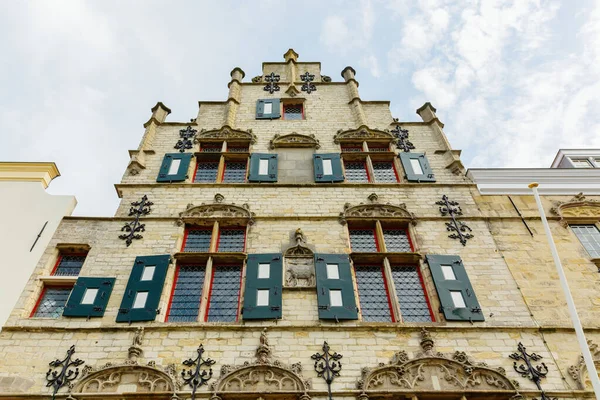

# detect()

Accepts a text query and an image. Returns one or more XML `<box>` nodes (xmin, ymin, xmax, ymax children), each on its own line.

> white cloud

<box><xmin>320</xmin><ymin>15</ymin><xmax>351</xmax><ymax>53</ymax></box>
<box><xmin>360</xmin><ymin>54</ymin><xmax>381</xmax><ymax>78</ymax></box>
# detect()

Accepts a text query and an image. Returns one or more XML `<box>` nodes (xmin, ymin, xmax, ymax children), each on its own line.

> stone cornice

<box><xmin>0</xmin><ymin>161</ymin><xmax>60</xmax><ymax>189</ymax></box>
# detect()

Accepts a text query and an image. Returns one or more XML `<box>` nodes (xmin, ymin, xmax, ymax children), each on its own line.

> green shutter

<box><xmin>116</xmin><ymin>255</ymin><xmax>170</xmax><ymax>323</ymax></box>
<box><xmin>426</xmin><ymin>255</ymin><xmax>484</xmax><ymax>322</ymax></box>
<box><xmin>314</xmin><ymin>254</ymin><xmax>358</xmax><ymax>320</ymax></box>
<box><xmin>248</xmin><ymin>154</ymin><xmax>278</xmax><ymax>182</ymax></box>
<box><xmin>399</xmin><ymin>153</ymin><xmax>435</xmax><ymax>182</ymax></box>
<box><xmin>63</xmin><ymin>277</ymin><xmax>115</xmax><ymax>318</ymax></box>
<box><xmin>256</xmin><ymin>99</ymin><xmax>281</xmax><ymax>120</ymax></box>
<box><xmin>157</xmin><ymin>153</ymin><xmax>192</xmax><ymax>182</ymax></box>
<box><xmin>313</xmin><ymin>154</ymin><xmax>344</xmax><ymax>183</ymax></box>
<box><xmin>242</xmin><ymin>254</ymin><xmax>283</xmax><ymax>320</ymax></box>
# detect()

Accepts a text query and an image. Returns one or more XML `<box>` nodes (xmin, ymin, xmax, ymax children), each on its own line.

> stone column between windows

<box><xmin>375</xmin><ymin>221</ymin><xmax>386</xmax><ymax>252</ymax></box>
<box><xmin>216</xmin><ymin>155</ymin><xmax>226</xmax><ymax>183</ymax></box>
<box><xmin>209</xmin><ymin>221</ymin><xmax>219</xmax><ymax>253</ymax></box>
<box><xmin>198</xmin><ymin>256</ymin><xmax>214</xmax><ymax>322</ymax></box>
<box><xmin>342</xmin><ymin>66</ymin><xmax>367</xmax><ymax>126</ymax></box>
<box><xmin>382</xmin><ymin>256</ymin><xmax>400</xmax><ymax>321</ymax></box>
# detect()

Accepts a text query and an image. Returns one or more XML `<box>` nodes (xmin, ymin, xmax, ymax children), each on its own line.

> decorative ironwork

<box><xmin>435</xmin><ymin>195</ymin><xmax>474</xmax><ymax>246</ymax></box>
<box><xmin>510</xmin><ymin>342</ymin><xmax>555</xmax><ymax>400</ymax></box>
<box><xmin>119</xmin><ymin>195</ymin><xmax>153</xmax><ymax>246</ymax></box>
<box><xmin>263</xmin><ymin>72</ymin><xmax>280</xmax><ymax>94</ymax></box>
<box><xmin>301</xmin><ymin>71</ymin><xmax>316</xmax><ymax>94</ymax></box>
<box><xmin>46</xmin><ymin>345</ymin><xmax>85</xmax><ymax>400</ymax></box>
<box><xmin>391</xmin><ymin>125</ymin><xmax>415</xmax><ymax>152</ymax></box>
<box><xmin>312</xmin><ymin>341</ymin><xmax>342</xmax><ymax>400</ymax></box>
<box><xmin>175</xmin><ymin>126</ymin><xmax>197</xmax><ymax>152</ymax></box>
<box><xmin>182</xmin><ymin>344</ymin><xmax>215</xmax><ymax>400</ymax></box>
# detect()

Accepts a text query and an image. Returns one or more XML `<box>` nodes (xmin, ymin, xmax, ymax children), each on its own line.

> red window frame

<box><xmin>282</xmin><ymin>103</ymin><xmax>304</xmax><ymax>120</ymax></box>
<box><xmin>372</xmin><ymin>161</ymin><xmax>400</xmax><ymax>183</ymax></box>
<box><xmin>192</xmin><ymin>159</ymin><xmax>219</xmax><ymax>183</ymax></box>
<box><xmin>348</xmin><ymin>228</ymin><xmax>379</xmax><ymax>252</ymax></box>
<box><xmin>49</xmin><ymin>253</ymin><xmax>87</xmax><ymax>276</ymax></box>
<box><xmin>182</xmin><ymin>226</ymin><xmax>213</xmax><ymax>252</ymax></box>
<box><xmin>204</xmin><ymin>264</ymin><xmax>243</xmax><ymax>322</ymax></box>
<box><xmin>354</xmin><ymin>265</ymin><xmax>395</xmax><ymax>322</ymax></box>
<box><xmin>215</xmin><ymin>227</ymin><xmax>247</xmax><ymax>253</ymax></box>
<box><xmin>165</xmin><ymin>265</ymin><xmax>182</xmax><ymax>321</ymax></box>
<box><xmin>29</xmin><ymin>285</ymin><xmax>72</xmax><ymax>318</ymax></box>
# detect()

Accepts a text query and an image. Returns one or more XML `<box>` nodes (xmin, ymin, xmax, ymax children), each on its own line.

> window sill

<box><xmin>592</xmin><ymin>257</ymin><xmax>600</xmax><ymax>270</ymax></box>
<box><xmin>39</xmin><ymin>275</ymin><xmax>78</xmax><ymax>285</ymax></box>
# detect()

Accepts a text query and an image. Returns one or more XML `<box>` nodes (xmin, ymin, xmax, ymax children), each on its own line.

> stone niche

<box><xmin>284</xmin><ymin>229</ymin><xmax>315</xmax><ymax>287</ymax></box>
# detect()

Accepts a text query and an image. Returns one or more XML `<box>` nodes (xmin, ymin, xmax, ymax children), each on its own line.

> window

<box><xmin>383</xmin><ymin>229</ymin><xmax>412</xmax><ymax>252</ymax></box>
<box><xmin>194</xmin><ymin>161</ymin><xmax>219</xmax><ymax>183</ymax></box>
<box><xmin>166</xmin><ymin>265</ymin><xmax>206</xmax><ymax>322</ymax></box>
<box><xmin>571</xmin><ymin>225</ymin><xmax>600</xmax><ymax>258</ymax></box>
<box><xmin>390</xmin><ymin>265</ymin><xmax>433</xmax><ymax>322</ymax></box>
<box><xmin>194</xmin><ymin>140</ymin><xmax>250</xmax><ymax>183</ymax></box>
<box><xmin>344</xmin><ymin>161</ymin><xmax>369</xmax><ymax>182</ymax></box>
<box><xmin>227</xmin><ymin>145</ymin><xmax>250</xmax><ymax>153</ymax></box>
<box><xmin>283</xmin><ymin>103</ymin><xmax>304</xmax><ymax>120</ymax></box>
<box><xmin>372</xmin><ymin>161</ymin><xmax>399</xmax><ymax>183</ymax></box>
<box><xmin>349</xmin><ymin>229</ymin><xmax>378</xmax><ymax>252</ymax></box>
<box><xmin>366</xmin><ymin>143</ymin><xmax>389</xmax><ymax>152</ymax></box>
<box><xmin>355</xmin><ymin>265</ymin><xmax>393</xmax><ymax>322</ymax></box>
<box><xmin>206</xmin><ymin>265</ymin><xmax>242</xmax><ymax>322</ymax></box>
<box><xmin>349</xmin><ymin>226</ymin><xmax>413</xmax><ymax>253</ymax></box>
<box><xmin>339</xmin><ymin>139</ymin><xmax>399</xmax><ymax>184</ymax></box>
<box><xmin>183</xmin><ymin>229</ymin><xmax>212</xmax><ymax>252</ymax></box>
<box><xmin>200</xmin><ymin>143</ymin><xmax>223</xmax><ymax>153</ymax></box>
<box><xmin>52</xmin><ymin>254</ymin><xmax>86</xmax><ymax>276</ymax></box>
<box><xmin>217</xmin><ymin>229</ymin><xmax>246</xmax><ymax>252</ymax></box>
<box><xmin>183</xmin><ymin>226</ymin><xmax>246</xmax><ymax>253</ymax></box>
<box><xmin>571</xmin><ymin>158</ymin><xmax>594</xmax><ymax>168</ymax></box>
<box><xmin>341</xmin><ymin>144</ymin><xmax>363</xmax><ymax>153</ymax></box>
<box><xmin>31</xmin><ymin>287</ymin><xmax>71</xmax><ymax>318</ymax></box>
<box><xmin>223</xmin><ymin>161</ymin><xmax>247</xmax><ymax>183</ymax></box>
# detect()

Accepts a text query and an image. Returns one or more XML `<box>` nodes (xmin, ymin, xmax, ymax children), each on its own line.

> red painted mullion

<box><xmin>221</xmin><ymin>160</ymin><xmax>227</xmax><ymax>182</ymax></box>
<box><xmin>405</xmin><ymin>228</ymin><xmax>415</xmax><ymax>252</ymax></box>
<box><xmin>165</xmin><ymin>265</ymin><xmax>181</xmax><ymax>321</ymax></box>
<box><xmin>50</xmin><ymin>255</ymin><xmax>63</xmax><ymax>276</ymax></box>
<box><xmin>381</xmin><ymin>265</ymin><xmax>396</xmax><ymax>322</ymax></box>
<box><xmin>234</xmin><ymin>264</ymin><xmax>243</xmax><ymax>322</ymax></box>
<box><xmin>364</xmin><ymin>160</ymin><xmax>371</xmax><ymax>183</ymax></box>
<box><xmin>181</xmin><ymin>228</ymin><xmax>191</xmax><ymax>252</ymax></box>
<box><xmin>301</xmin><ymin>103</ymin><xmax>305</xmax><ymax>120</ymax></box>
<box><xmin>30</xmin><ymin>287</ymin><xmax>47</xmax><ymax>317</ymax></box>
<box><xmin>215</xmin><ymin>228</ymin><xmax>222</xmax><ymax>252</ymax></box>
<box><xmin>392</xmin><ymin>161</ymin><xmax>401</xmax><ymax>183</ymax></box>
<box><xmin>372</xmin><ymin>228</ymin><xmax>380</xmax><ymax>252</ymax></box>
<box><xmin>192</xmin><ymin>161</ymin><xmax>199</xmax><ymax>183</ymax></box>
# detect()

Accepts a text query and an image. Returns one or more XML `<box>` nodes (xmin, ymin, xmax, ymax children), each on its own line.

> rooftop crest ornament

<box><xmin>119</xmin><ymin>195</ymin><xmax>153</xmax><ymax>246</ymax></box>
<box><xmin>182</xmin><ymin>344</ymin><xmax>216</xmax><ymax>400</ymax></box>
<box><xmin>46</xmin><ymin>345</ymin><xmax>85</xmax><ymax>400</ymax></box>
<box><xmin>174</xmin><ymin>126</ymin><xmax>197</xmax><ymax>152</ymax></box>
<box><xmin>510</xmin><ymin>342</ymin><xmax>555</xmax><ymax>400</ymax></box>
<box><xmin>301</xmin><ymin>71</ymin><xmax>316</xmax><ymax>94</ymax></box>
<box><xmin>263</xmin><ymin>72</ymin><xmax>280</xmax><ymax>94</ymax></box>
<box><xmin>436</xmin><ymin>195</ymin><xmax>474</xmax><ymax>246</ymax></box>
<box><xmin>391</xmin><ymin>125</ymin><xmax>415</xmax><ymax>152</ymax></box>
<box><xmin>312</xmin><ymin>341</ymin><xmax>342</xmax><ymax>400</ymax></box>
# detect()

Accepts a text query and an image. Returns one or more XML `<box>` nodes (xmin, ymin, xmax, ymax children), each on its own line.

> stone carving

<box><xmin>568</xmin><ymin>339</ymin><xmax>600</xmax><ymax>389</ymax></box>
<box><xmin>194</xmin><ymin>125</ymin><xmax>257</xmax><ymax>144</ymax></box>
<box><xmin>269</xmin><ymin>133</ymin><xmax>320</xmax><ymax>149</ymax></box>
<box><xmin>550</xmin><ymin>193</ymin><xmax>600</xmax><ymax>227</ymax></box>
<box><xmin>356</xmin><ymin>329</ymin><xmax>520</xmax><ymax>398</ymax></box>
<box><xmin>334</xmin><ymin>125</ymin><xmax>395</xmax><ymax>144</ymax></box>
<box><xmin>177</xmin><ymin>195</ymin><xmax>255</xmax><ymax>226</ymax></box>
<box><xmin>321</xmin><ymin>75</ymin><xmax>332</xmax><ymax>82</ymax></box>
<box><xmin>73</xmin><ymin>364</ymin><xmax>178</xmax><ymax>394</ymax></box>
<box><xmin>284</xmin><ymin>229</ymin><xmax>316</xmax><ymax>287</ymax></box>
<box><xmin>128</xmin><ymin>327</ymin><xmax>144</xmax><ymax>362</ymax></box>
<box><xmin>339</xmin><ymin>194</ymin><xmax>416</xmax><ymax>225</ymax></box>
<box><xmin>256</xmin><ymin>329</ymin><xmax>272</xmax><ymax>364</ymax></box>
<box><xmin>252</xmin><ymin>76</ymin><xmax>262</xmax><ymax>83</ymax></box>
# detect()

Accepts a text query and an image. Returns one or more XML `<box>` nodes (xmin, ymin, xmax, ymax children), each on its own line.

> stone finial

<box><xmin>420</xmin><ymin>328</ymin><xmax>434</xmax><ymax>353</ymax></box>
<box><xmin>284</xmin><ymin>48</ymin><xmax>299</xmax><ymax>62</ymax></box>
<box><xmin>128</xmin><ymin>327</ymin><xmax>144</xmax><ymax>362</ymax></box>
<box><xmin>132</xmin><ymin>327</ymin><xmax>144</xmax><ymax>346</ymax></box>
<box><xmin>230</xmin><ymin>67</ymin><xmax>245</xmax><ymax>81</ymax></box>
<box><xmin>294</xmin><ymin>228</ymin><xmax>306</xmax><ymax>245</ymax></box>
<box><xmin>341</xmin><ymin>66</ymin><xmax>357</xmax><ymax>81</ymax></box>
<box><xmin>150</xmin><ymin>102</ymin><xmax>171</xmax><ymax>123</ymax></box>
<box><xmin>416</xmin><ymin>102</ymin><xmax>438</xmax><ymax>123</ymax></box>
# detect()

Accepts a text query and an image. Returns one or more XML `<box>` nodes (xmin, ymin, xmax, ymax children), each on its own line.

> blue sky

<box><xmin>1</xmin><ymin>0</ymin><xmax>599</xmax><ymax>216</ymax></box>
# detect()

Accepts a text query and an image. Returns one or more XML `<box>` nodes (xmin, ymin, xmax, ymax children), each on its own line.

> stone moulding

<box><xmin>177</xmin><ymin>194</ymin><xmax>255</xmax><ymax>226</ymax></box>
<box><xmin>333</xmin><ymin>125</ymin><xmax>395</xmax><ymax>144</ymax></box>
<box><xmin>193</xmin><ymin>125</ymin><xmax>257</xmax><ymax>144</ymax></box>
<box><xmin>339</xmin><ymin>194</ymin><xmax>416</xmax><ymax>225</ymax></box>
<box><xmin>568</xmin><ymin>339</ymin><xmax>600</xmax><ymax>390</ymax></box>
<box><xmin>550</xmin><ymin>192</ymin><xmax>600</xmax><ymax>227</ymax></box>
<box><xmin>269</xmin><ymin>133</ymin><xmax>320</xmax><ymax>149</ymax></box>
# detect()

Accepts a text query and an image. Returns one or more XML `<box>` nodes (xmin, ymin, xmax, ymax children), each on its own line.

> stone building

<box><xmin>1</xmin><ymin>50</ymin><xmax>600</xmax><ymax>400</ymax></box>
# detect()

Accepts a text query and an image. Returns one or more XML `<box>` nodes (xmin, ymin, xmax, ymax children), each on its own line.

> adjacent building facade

<box><xmin>1</xmin><ymin>50</ymin><xmax>600</xmax><ymax>400</ymax></box>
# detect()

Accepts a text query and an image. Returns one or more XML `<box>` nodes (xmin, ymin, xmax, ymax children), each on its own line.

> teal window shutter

<box><xmin>426</xmin><ymin>254</ymin><xmax>484</xmax><ymax>322</ymax></box>
<box><xmin>314</xmin><ymin>254</ymin><xmax>358</xmax><ymax>320</ymax></box>
<box><xmin>157</xmin><ymin>153</ymin><xmax>192</xmax><ymax>182</ymax></box>
<box><xmin>313</xmin><ymin>154</ymin><xmax>344</xmax><ymax>183</ymax></box>
<box><xmin>248</xmin><ymin>153</ymin><xmax>278</xmax><ymax>182</ymax></box>
<box><xmin>256</xmin><ymin>99</ymin><xmax>281</xmax><ymax>119</ymax></box>
<box><xmin>116</xmin><ymin>255</ymin><xmax>170</xmax><ymax>323</ymax></box>
<box><xmin>242</xmin><ymin>254</ymin><xmax>283</xmax><ymax>320</ymax></box>
<box><xmin>63</xmin><ymin>277</ymin><xmax>115</xmax><ymax>318</ymax></box>
<box><xmin>399</xmin><ymin>153</ymin><xmax>435</xmax><ymax>182</ymax></box>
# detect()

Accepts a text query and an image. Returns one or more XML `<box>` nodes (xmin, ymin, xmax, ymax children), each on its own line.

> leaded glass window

<box><xmin>383</xmin><ymin>229</ymin><xmax>411</xmax><ymax>252</ymax></box>
<box><xmin>200</xmin><ymin>144</ymin><xmax>222</xmax><ymax>153</ymax></box>
<box><xmin>571</xmin><ymin>225</ymin><xmax>600</xmax><ymax>258</ymax></box>
<box><xmin>349</xmin><ymin>229</ymin><xmax>378</xmax><ymax>252</ymax></box>
<box><xmin>33</xmin><ymin>287</ymin><xmax>71</xmax><ymax>318</ymax></box>
<box><xmin>184</xmin><ymin>229</ymin><xmax>212</xmax><ymax>252</ymax></box>
<box><xmin>283</xmin><ymin>104</ymin><xmax>303</xmax><ymax>120</ymax></box>
<box><xmin>217</xmin><ymin>229</ymin><xmax>245</xmax><ymax>252</ymax></box>
<box><xmin>344</xmin><ymin>161</ymin><xmax>369</xmax><ymax>182</ymax></box>
<box><xmin>367</xmin><ymin>144</ymin><xmax>389</xmax><ymax>152</ymax></box>
<box><xmin>355</xmin><ymin>266</ymin><xmax>392</xmax><ymax>322</ymax></box>
<box><xmin>53</xmin><ymin>255</ymin><xmax>85</xmax><ymax>276</ymax></box>
<box><xmin>391</xmin><ymin>265</ymin><xmax>432</xmax><ymax>322</ymax></box>
<box><xmin>167</xmin><ymin>265</ymin><xmax>205</xmax><ymax>322</ymax></box>
<box><xmin>341</xmin><ymin>144</ymin><xmax>363</xmax><ymax>153</ymax></box>
<box><xmin>223</xmin><ymin>161</ymin><xmax>246</xmax><ymax>183</ymax></box>
<box><xmin>372</xmin><ymin>162</ymin><xmax>398</xmax><ymax>183</ymax></box>
<box><xmin>206</xmin><ymin>265</ymin><xmax>241</xmax><ymax>322</ymax></box>
<box><xmin>227</xmin><ymin>146</ymin><xmax>249</xmax><ymax>153</ymax></box>
<box><xmin>194</xmin><ymin>161</ymin><xmax>219</xmax><ymax>183</ymax></box>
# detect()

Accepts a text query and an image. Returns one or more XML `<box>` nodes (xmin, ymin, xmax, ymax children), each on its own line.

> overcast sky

<box><xmin>1</xmin><ymin>0</ymin><xmax>599</xmax><ymax>216</ymax></box>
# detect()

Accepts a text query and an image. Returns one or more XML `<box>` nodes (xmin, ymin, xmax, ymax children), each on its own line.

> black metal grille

<box><xmin>341</xmin><ymin>145</ymin><xmax>362</xmax><ymax>153</ymax></box>
<box><xmin>368</xmin><ymin>145</ymin><xmax>389</xmax><ymax>152</ymax></box>
<box><xmin>223</xmin><ymin>161</ymin><xmax>246</xmax><ymax>183</ymax></box>
<box><xmin>217</xmin><ymin>229</ymin><xmax>245</xmax><ymax>252</ymax></box>
<box><xmin>383</xmin><ymin>229</ymin><xmax>411</xmax><ymax>252</ymax></box>
<box><xmin>571</xmin><ymin>225</ymin><xmax>600</xmax><ymax>258</ymax></box>
<box><xmin>344</xmin><ymin>161</ymin><xmax>369</xmax><ymax>182</ymax></box>
<box><xmin>372</xmin><ymin>162</ymin><xmax>398</xmax><ymax>183</ymax></box>
<box><xmin>194</xmin><ymin>161</ymin><xmax>219</xmax><ymax>183</ymax></box>
<box><xmin>207</xmin><ymin>266</ymin><xmax>241</xmax><ymax>322</ymax></box>
<box><xmin>53</xmin><ymin>255</ymin><xmax>85</xmax><ymax>276</ymax></box>
<box><xmin>33</xmin><ymin>287</ymin><xmax>71</xmax><ymax>318</ymax></box>
<box><xmin>227</xmin><ymin>146</ymin><xmax>249</xmax><ymax>153</ymax></box>
<box><xmin>284</xmin><ymin>104</ymin><xmax>303</xmax><ymax>120</ymax></box>
<box><xmin>391</xmin><ymin>265</ymin><xmax>432</xmax><ymax>322</ymax></box>
<box><xmin>184</xmin><ymin>229</ymin><xmax>212</xmax><ymax>252</ymax></box>
<box><xmin>200</xmin><ymin>144</ymin><xmax>222</xmax><ymax>153</ymax></box>
<box><xmin>349</xmin><ymin>229</ymin><xmax>377</xmax><ymax>252</ymax></box>
<box><xmin>168</xmin><ymin>265</ymin><xmax>206</xmax><ymax>322</ymax></box>
<box><xmin>355</xmin><ymin>266</ymin><xmax>392</xmax><ymax>322</ymax></box>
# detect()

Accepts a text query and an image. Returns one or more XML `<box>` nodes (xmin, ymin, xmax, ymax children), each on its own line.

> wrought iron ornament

<box><xmin>301</xmin><ymin>71</ymin><xmax>316</xmax><ymax>94</ymax></box>
<box><xmin>46</xmin><ymin>345</ymin><xmax>85</xmax><ymax>400</ymax></box>
<box><xmin>182</xmin><ymin>344</ymin><xmax>216</xmax><ymax>400</ymax></box>
<box><xmin>435</xmin><ymin>195</ymin><xmax>474</xmax><ymax>246</ymax></box>
<box><xmin>174</xmin><ymin>126</ymin><xmax>197</xmax><ymax>152</ymax></box>
<box><xmin>312</xmin><ymin>341</ymin><xmax>342</xmax><ymax>400</ymax></box>
<box><xmin>263</xmin><ymin>72</ymin><xmax>280</xmax><ymax>94</ymax></box>
<box><xmin>119</xmin><ymin>195</ymin><xmax>153</xmax><ymax>246</ymax></box>
<box><xmin>391</xmin><ymin>125</ymin><xmax>415</xmax><ymax>152</ymax></box>
<box><xmin>510</xmin><ymin>342</ymin><xmax>555</xmax><ymax>400</ymax></box>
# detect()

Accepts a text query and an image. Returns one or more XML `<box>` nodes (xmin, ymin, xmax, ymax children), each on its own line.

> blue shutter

<box><xmin>157</xmin><ymin>153</ymin><xmax>192</xmax><ymax>182</ymax></box>
<box><xmin>242</xmin><ymin>254</ymin><xmax>283</xmax><ymax>320</ymax></box>
<box><xmin>313</xmin><ymin>154</ymin><xmax>344</xmax><ymax>183</ymax></box>
<box><xmin>399</xmin><ymin>153</ymin><xmax>435</xmax><ymax>182</ymax></box>
<box><xmin>63</xmin><ymin>277</ymin><xmax>115</xmax><ymax>318</ymax></box>
<box><xmin>248</xmin><ymin>154</ymin><xmax>278</xmax><ymax>182</ymax></box>
<box><xmin>256</xmin><ymin>99</ymin><xmax>281</xmax><ymax>119</ymax></box>
<box><xmin>314</xmin><ymin>254</ymin><xmax>358</xmax><ymax>320</ymax></box>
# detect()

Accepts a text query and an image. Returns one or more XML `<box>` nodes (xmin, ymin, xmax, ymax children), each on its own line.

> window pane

<box><xmin>207</xmin><ymin>265</ymin><xmax>241</xmax><ymax>322</ymax></box>
<box><xmin>571</xmin><ymin>158</ymin><xmax>592</xmax><ymax>168</ymax></box>
<box><xmin>141</xmin><ymin>266</ymin><xmax>155</xmax><ymax>281</ymax></box>
<box><xmin>349</xmin><ymin>229</ymin><xmax>377</xmax><ymax>252</ymax></box>
<box><xmin>264</xmin><ymin>102</ymin><xmax>273</xmax><ymax>114</ymax></box>
<box><xmin>200</xmin><ymin>143</ymin><xmax>222</xmax><ymax>152</ymax></box>
<box><xmin>133</xmin><ymin>292</ymin><xmax>148</xmax><ymax>309</ymax></box>
<box><xmin>284</xmin><ymin>104</ymin><xmax>303</xmax><ymax>120</ymax></box>
<box><xmin>326</xmin><ymin>264</ymin><xmax>339</xmax><ymax>279</ymax></box>
<box><xmin>329</xmin><ymin>289</ymin><xmax>343</xmax><ymax>307</ymax></box>
<box><xmin>223</xmin><ymin>161</ymin><xmax>247</xmax><ymax>183</ymax></box>
<box><xmin>168</xmin><ymin>158</ymin><xmax>181</xmax><ymax>175</ymax></box>
<box><xmin>168</xmin><ymin>265</ymin><xmax>205</xmax><ymax>322</ymax></box>
<box><xmin>441</xmin><ymin>265</ymin><xmax>456</xmax><ymax>280</ymax></box>
<box><xmin>33</xmin><ymin>287</ymin><xmax>71</xmax><ymax>318</ymax></box>
<box><xmin>81</xmin><ymin>288</ymin><xmax>98</xmax><ymax>305</ymax></box>
<box><xmin>391</xmin><ymin>265</ymin><xmax>432</xmax><ymax>322</ymax></box>
<box><xmin>571</xmin><ymin>225</ymin><xmax>600</xmax><ymax>258</ymax></box>
<box><xmin>450</xmin><ymin>291</ymin><xmax>466</xmax><ymax>308</ymax></box>
<box><xmin>341</xmin><ymin>144</ymin><xmax>362</xmax><ymax>153</ymax></box>
<box><xmin>383</xmin><ymin>229</ymin><xmax>411</xmax><ymax>252</ymax></box>
<box><xmin>372</xmin><ymin>162</ymin><xmax>397</xmax><ymax>183</ymax></box>
<box><xmin>53</xmin><ymin>255</ymin><xmax>86</xmax><ymax>276</ymax></box>
<box><xmin>344</xmin><ymin>161</ymin><xmax>369</xmax><ymax>182</ymax></box>
<box><xmin>257</xmin><ymin>289</ymin><xmax>270</xmax><ymax>306</ymax></box>
<box><xmin>367</xmin><ymin>144</ymin><xmax>389</xmax><ymax>152</ymax></box>
<box><xmin>355</xmin><ymin>266</ymin><xmax>392</xmax><ymax>322</ymax></box>
<box><xmin>217</xmin><ymin>229</ymin><xmax>245</xmax><ymax>252</ymax></box>
<box><xmin>227</xmin><ymin>146</ymin><xmax>249</xmax><ymax>153</ymax></box>
<box><xmin>184</xmin><ymin>229</ymin><xmax>212</xmax><ymax>252</ymax></box>
<box><xmin>194</xmin><ymin>161</ymin><xmax>219</xmax><ymax>183</ymax></box>
<box><xmin>258</xmin><ymin>263</ymin><xmax>270</xmax><ymax>279</ymax></box>
<box><xmin>410</xmin><ymin>159</ymin><xmax>424</xmax><ymax>175</ymax></box>
<box><xmin>323</xmin><ymin>159</ymin><xmax>333</xmax><ymax>175</ymax></box>
<box><xmin>259</xmin><ymin>159</ymin><xmax>269</xmax><ymax>175</ymax></box>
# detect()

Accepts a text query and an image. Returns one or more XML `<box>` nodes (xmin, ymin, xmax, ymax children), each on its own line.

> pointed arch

<box><xmin>333</xmin><ymin>125</ymin><xmax>395</xmax><ymax>144</ymax></box>
<box><xmin>194</xmin><ymin>125</ymin><xmax>257</xmax><ymax>144</ymax></box>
